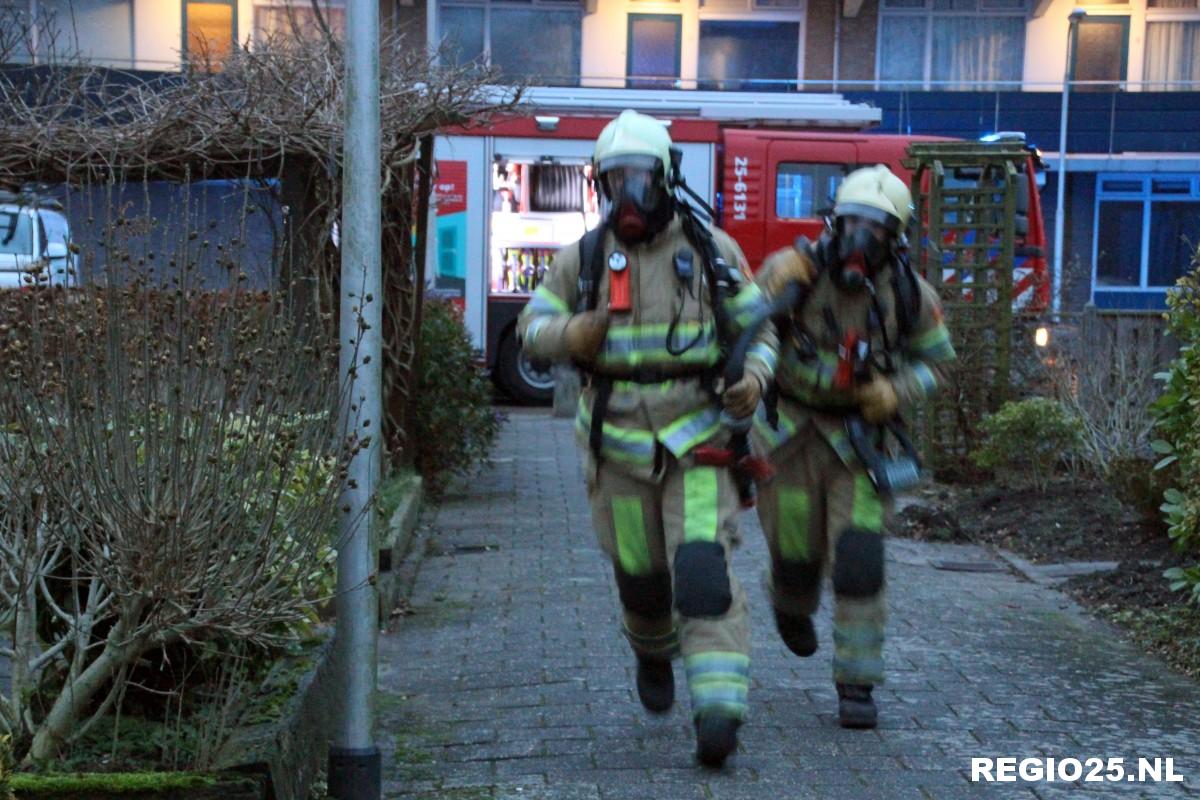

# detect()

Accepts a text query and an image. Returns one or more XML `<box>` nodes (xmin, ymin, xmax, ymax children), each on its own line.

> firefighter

<box><xmin>751</xmin><ymin>165</ymin><xmax>956</xmax><ymax>728</ymax></box>
<box><xmin>518</xmin><ymin>110</ymin><xmax>779</xmax><ymax>767</ymax></box>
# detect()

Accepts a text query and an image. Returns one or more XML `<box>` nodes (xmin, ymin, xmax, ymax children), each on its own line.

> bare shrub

<box><xmin>1039</xmin><ymin>324</ymin><xmax>1161</xmax><ymax>478</ymax></box>
<box><xmin>0</xmin><ymin>7</ymin><xmax>517</xmax><ymax>766</ymax></box>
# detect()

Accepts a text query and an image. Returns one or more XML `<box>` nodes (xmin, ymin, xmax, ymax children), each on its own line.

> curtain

<box><xmin>931</xmin><ymin>15</ymin><xmax>1023</xmax><ymax>89</ymax></box>
<box><xmin>878</xmin><ymin>15</ymin><xmax>925</xmax><ymax>88</ymax></box>
<box><xmin>254</xmin><ymin>3</ymin><xmax>346</xmax><ymax>42</ymax></box>
<box><xmin>1144</xmin><ymin>21</ymin><xmax>1200</xmax><ymax>90</ymax></box>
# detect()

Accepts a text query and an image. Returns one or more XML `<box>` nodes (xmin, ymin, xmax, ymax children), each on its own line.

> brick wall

<box><xmin>837</xmin><ymin>0</ymin><xmax>878</xmax><ymax>84</ymax></box>
<box><xmin>391</xmin><ymin>0</ymin><xmax>428</xmax><ymax>47</ymax></box>
<box><xmin>805</xmin><ymin>0</ymin><xmax>836</xmax><ymax>85</ymax></box>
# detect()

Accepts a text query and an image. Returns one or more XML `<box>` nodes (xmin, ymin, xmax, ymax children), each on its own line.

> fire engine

<box><xmin>427</xmin><ymin>88</ymin><xmax>1047</xmax><ymax>403</ymax></box>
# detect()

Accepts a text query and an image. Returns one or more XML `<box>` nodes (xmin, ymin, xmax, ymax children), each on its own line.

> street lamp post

<box><xmin>329</xmin><ymin>0</ymin><xmax>382</xmax><ymax>798</ymax></box>
<box><xmin>1052</xmin><ymin>8</ymin><xmax>1087</xmax><ymax>316</ymax></box>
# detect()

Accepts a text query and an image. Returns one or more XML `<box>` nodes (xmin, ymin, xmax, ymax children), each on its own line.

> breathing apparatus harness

<box><xmin>575</xmin><ymin>147</ymin><xmax>772</xmax><ymax>505</ymax></box>
<box><xmin>772</xmin><ymin>226</ymin><xmax>926</xmax><ymax>496</ymax></box>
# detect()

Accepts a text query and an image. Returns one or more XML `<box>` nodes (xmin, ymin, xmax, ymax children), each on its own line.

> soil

<box><xmin>893</xmin><ymin>478</ymin><xmax>1200</xmax><ymax>678</ymax></box>
<box><xmin>894</xmin><ymin>479</ymin><xmax>1166</xmax><ymax>565</ymax></box>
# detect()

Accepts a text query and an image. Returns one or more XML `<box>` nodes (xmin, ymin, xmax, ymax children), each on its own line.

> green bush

<box><xmin>412</xmin><ymin>301</ymin><xmax>500</xmax><ymax>496</ymax></box>
<box><xmin>970</xmin><ymin>397</ymin><xmax>1084</xmax><ymax>492</ymax></box>
<box><xmin>1152</xmin><ymin>262</ymin><xmax>1200</xmax><ymax>604</ymax></box>
<box><xmin>1109</xmin><ymin>456</ymin><xmax>1176</xmax><ymax>528</ymax></box>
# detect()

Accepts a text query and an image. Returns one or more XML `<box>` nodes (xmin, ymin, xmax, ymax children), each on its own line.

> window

<box><xmin>439</xmin><ymin>1</ymin><xmax>581</xmax><ymax>86</ymax></box>
<box><xmin>776</xmin><ymin>163</ymin><xmax>846</xmax><ymax>219</ymax></box>
<box><xmin>698</xmin><ymin>21</ymin><xmax>799</xmax><ymax>91</ymax></box>
<box><xmin>0</xmin><ymin>210</ymin><xmax>32</xmax><ymax>256</ymax></box>
<box><xmin>1071</xmin><ymin>16</ymin><xmax>1128</xmax><ymax>91</ymax></box>
<box><xmin>1093</xmin><ymin>174</ymin><xmax>1200</xmax><ymax>308</ymax></box>
<box><xmin>254</xmin><ymin>1</ymin><xmax>346</xmax><ymax>43</ymax></box>
<box><xmin>1094</xmin><ymin>201</ymin><xmax>1142</xmax><ymax>287</ymax></box>
<box><xmin>1144</xmin><ymin>0</ymin><xmax>1200</xmax><ymax>91</ymax></box>
<box><xmin>877</xmin><ymin>0</ymin><xmax>1026</xmax><ymax>89</ymax></box>
<box><xmin>628</xmin><ymin>14</ymin><xmax>681</xmax><ymax>89</ymax></box>
<box><xmin>39</xmin><ymin>210</ymin><xmax>70</xmax><ymax>252</ymax></box>
<box><xmin>185</xmin><ymin>1</ymin><xmax>236</xmax><ymax>69</ymax></box>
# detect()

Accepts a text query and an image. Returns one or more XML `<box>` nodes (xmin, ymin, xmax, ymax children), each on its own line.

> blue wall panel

<box><xmin>844</xmin><ymin>91</ymin><xmax>1200</xmax><ymax>154</ymax></box>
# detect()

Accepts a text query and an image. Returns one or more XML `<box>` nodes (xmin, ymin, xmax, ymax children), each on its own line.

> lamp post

<box><xmin>1052</xmin><ymin>7</ymin><xmax>1087</xmax><ymax>315</ymax></box>
<box><xmin>329</xmin><ymin>0</ymin><xmax>382</xmax><ymax>797</ymax></box>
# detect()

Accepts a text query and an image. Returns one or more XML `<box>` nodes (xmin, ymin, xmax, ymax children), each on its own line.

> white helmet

<box><xmin>834</xmin><ymin>164</ymin><xmax>913</xmax><ymax>233</ymax></box>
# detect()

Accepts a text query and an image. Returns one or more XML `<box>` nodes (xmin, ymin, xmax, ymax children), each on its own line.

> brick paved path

<box><xmin>379</xmin><ymin>410</ymin><xmax>1200</xmax><ymax>799</ymax></box>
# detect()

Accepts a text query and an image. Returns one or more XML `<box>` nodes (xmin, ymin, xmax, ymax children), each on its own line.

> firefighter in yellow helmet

<box><xmin>518</xmin><ymin>110</ymin><xmax>779</xmax><ymax>767</ymax></box>
<box><xmin>751</xmin><ymin>165</ymin><xmax>956</xmax><ymax>728</ymax></box>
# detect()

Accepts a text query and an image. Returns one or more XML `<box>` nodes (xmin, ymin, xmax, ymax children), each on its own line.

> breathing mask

<box><xmin>833</xmin><ymin>217</ymin><xmax>891</xmax><ymax>292</ymax></box>
<box><xmin>599</xmin><ymin>156</ymin><xmax>673</xmax><ymax>244</ymax></box>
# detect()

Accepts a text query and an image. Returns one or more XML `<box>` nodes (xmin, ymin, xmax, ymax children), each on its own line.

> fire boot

<box><xmin>695</xmin><ymin>714</ymin><xmax>740</xmax><ymax>768</ymax></box>
<box><xmin>773</xmin><ymin>608</ymin><xmax>817</xmax><ymax>658</ymax></box>
<box><xmin>636</xmin><ymin>655</ymin><xmax>674</xmax><ymax>713</ymax></box>
<box><xmin>837</xmin><ymin>683</ymin><xmax>877</xmax><ymax>729</ymax></box>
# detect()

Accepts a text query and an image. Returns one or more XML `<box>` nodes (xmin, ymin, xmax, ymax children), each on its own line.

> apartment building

<box><xmin>7</xmin><ymin>0</ymin><xmax>1200</xmax><ymax>309</ymax></box>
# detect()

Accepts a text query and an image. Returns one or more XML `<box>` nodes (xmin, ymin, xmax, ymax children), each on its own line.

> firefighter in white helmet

<box><xmin>518</xmin><ymin>110</ymin><xmax>779</xmax><ymax>767</ymax></box>
<box><xmin>751</xmin><ymin>164</ymin><xmax>956</xmax><ymax>728</ymax></box>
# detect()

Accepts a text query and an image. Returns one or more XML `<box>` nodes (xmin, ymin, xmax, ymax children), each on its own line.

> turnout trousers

<box><xmin>755</xmin><ymin>422</ymin><xmax>887</xmax><ymax>685</ymax></box>
<box><xmin>588</xmin><ymin>457</ymin><xmax>751</xmax><ymax>721</ymax></box>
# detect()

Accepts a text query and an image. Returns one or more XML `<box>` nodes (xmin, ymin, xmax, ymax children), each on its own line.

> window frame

<box><xmin>626</xmin><ymin>12</ymin><xmax>683</xmax><ymax>88</ymax></box>
<box><xmin>874</xmin><ymin>0</ymin><xmax>1029</xmax><ymax>90</ymax></box>
<box><xmin>182</xmin><ymin>0</ymin><xmax>238</xmax><ymax>67</ymax></box>
<box><xmin>695</xmin><ymin>5</ymin><xmax>806</xmax><ymax>90</ymax></box>
<box><xmin>774</xmin><ymin>161</ymin><xmax>850</xmax><ymax>220</ymax></box>
<box><xmin>694</xmin><ymin>16</ymin><xmax>805</xmax><ymax>91</ymax></box>
<box><xmin>437</xmin><ymin>0</ymin><xmax>582</xmax><ymax>83</ymax></box>
<box><xmin>1142</xmin><ymin>2</ymin><xmax>1200</xmax><ymax>91</ymax></box>
<box><xmin>1069</xmin><ymin>14</ymin><xmax>1130</xmax><ymax>88</ymax></box>
<box><xmin>1092</xmin><ymin>172</ymin><xmax>1200</xmax><ymax>303</ymax></box>
<box><xmin>251</xmin><ymin>0</ymin><xmax>346</xmax><ymax>44</ymax></box>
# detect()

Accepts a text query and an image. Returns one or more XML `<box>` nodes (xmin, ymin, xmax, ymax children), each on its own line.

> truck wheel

<box><xmin>495</xmin><ymin>329</ymin><xmax>554</xmax><ymax>405</ymax></box>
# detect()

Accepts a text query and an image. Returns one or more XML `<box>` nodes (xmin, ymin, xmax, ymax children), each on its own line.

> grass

<box><xmin>11</xmin><ymin>771</ymin><xmax>230</xmax><ymax>794</ymax></box>
<box><xmin>377</xmin><ymin>469</ymin><xmax>420</xmax><ymax>526</ymax></box>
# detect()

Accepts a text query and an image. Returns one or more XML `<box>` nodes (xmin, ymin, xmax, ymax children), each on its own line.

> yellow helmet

<box><xmin>834</xmin><ymin>165</ymin><xmax>913</xmax><ymax>232</ymax></box>
<box><xmin>593</xmin><ymin>109</ymin><xmax>672</xmax><ymax>180</ymax></box>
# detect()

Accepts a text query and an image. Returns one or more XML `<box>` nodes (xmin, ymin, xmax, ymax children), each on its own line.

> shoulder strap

<box><xmin>576</xmin><ymin>222</ymin><xmax>609</xmax><ymax>313</ymax></box>
<box><xmin>891</xmin><ymin>250</ymin><xmax>921</xmax><ymax>342</ymax></box>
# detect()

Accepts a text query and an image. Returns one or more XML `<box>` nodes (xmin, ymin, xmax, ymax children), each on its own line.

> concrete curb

<box><xmin>993</xmin><ymin>547</ymin><xmax>1119</xmax><ymax>586</ymax></box>
<box><xmin>378</xmin><ymin>474</ymin><xmax>423</xmax><ymax>624</ymax></box>
<box><xmin>215</xmin><ymin>634</ymin><xmax>338</xmax><ymax>800</ymax></box>
<box><xmin>212</xmin><ymin>475</ymin><xmax>424</xmax><ymax>799</ymax></box>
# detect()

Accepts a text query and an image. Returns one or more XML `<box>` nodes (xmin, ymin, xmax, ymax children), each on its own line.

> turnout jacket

<box><xmin>518</xmin><ymin>216</ymin><xmax>780</xmax><ymax>482</ymax></box>
<box><xmin>750</xmin><ymin>253</ymin><xmax>957</xmax><ymax>467</ymax></box>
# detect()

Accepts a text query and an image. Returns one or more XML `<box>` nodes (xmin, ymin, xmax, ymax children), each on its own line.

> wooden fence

<box><xmin>1079</xmin><ymin>305</ymin><xmax>1178</xmax><ymax>383</ymax></box>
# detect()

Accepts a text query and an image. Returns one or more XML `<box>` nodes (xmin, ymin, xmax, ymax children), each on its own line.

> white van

<box><xmin>0</xmin><ymin>193</ymin><xmax>76</xmax><ymax>288</ymax></box>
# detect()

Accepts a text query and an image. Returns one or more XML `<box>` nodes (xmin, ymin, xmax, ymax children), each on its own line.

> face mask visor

<box><xmin>598</xmin><ymin>155</ymin><xmax>666</xmax><ymax>214</ymax></box>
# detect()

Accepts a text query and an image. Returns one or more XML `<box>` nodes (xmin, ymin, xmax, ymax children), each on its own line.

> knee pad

<box><xmin>832</xmin><ymin>529</ymin><xmax>885</xmax><ymax>597</ymax></box>
<box><xmin>773</xmin><ymin>557</ymin><xmax>822</xmax><ymax>593</ymax></box>
<box><xmin>673</xmin><ymin>541</ymin><xmax>732</xmax><ymax>618</ymax></box>
<box><xmin>614</xmin><ymin>566</ymin><xmax>673</xmax><ymax>618</ymax></box>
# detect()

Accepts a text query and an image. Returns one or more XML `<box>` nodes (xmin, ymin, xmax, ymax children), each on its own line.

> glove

<box><xmin>857</xmin><ymin>373</ymin><xmax>899</xmax><ymax>424</ymax></box>
<box><xmin>722</xmin><ymin>374</ymin><xmax>763</xmax><ymax>419</ymax></box>
<box><xmin>564</xmin><ymin>311</ymin><xmax>609</xmax><ymax>364</ymax></box>
<box><xmin>763</xmin><ymin>245</ymin><xmax>817</xmax><ymax>298</ymax></box>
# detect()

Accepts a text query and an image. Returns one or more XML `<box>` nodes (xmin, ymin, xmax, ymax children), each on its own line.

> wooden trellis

<box><xmin>904</xmin><ymin>141</ymin><xmax>1026</xmax><ymax>474</ymax></box>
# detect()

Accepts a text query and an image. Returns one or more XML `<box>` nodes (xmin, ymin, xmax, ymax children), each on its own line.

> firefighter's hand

<box><xmin>763</xmin><ymin>245</ymin><xmax>817</xmax><ymax>297</ymax></box>
<box><xmin>564</xmin><ymin>311</ymin><xmax>609</xmax><ymax>364</ymax></box>
<box><xmin>857</xmin><ymin>373</ymin><xmax>899</xmax><ymax>424</ymax></box>
<box><xmin>723</xmin><ymin>374</ymin><xmax>763</xmax><ymax>419</ymax></box>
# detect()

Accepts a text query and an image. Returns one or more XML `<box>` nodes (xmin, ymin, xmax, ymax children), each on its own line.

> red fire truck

<box><xmin>428</xmin><ymin>89</ymin><xmax>1047</xmax><ymax>403</ymax></box>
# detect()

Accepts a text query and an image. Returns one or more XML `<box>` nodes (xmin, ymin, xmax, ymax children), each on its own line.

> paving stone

<box><xmin>378</xmin><ymin>411</ymin><xmax>1200</xmax><ymax>798</ymax></box>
